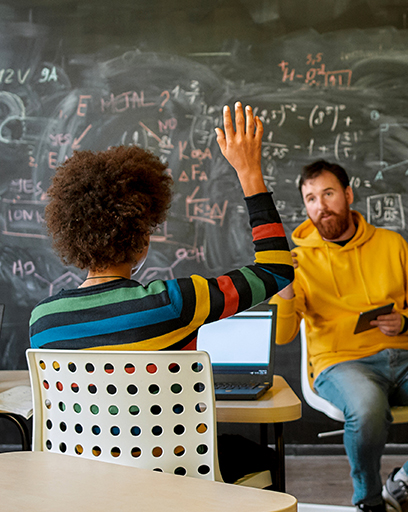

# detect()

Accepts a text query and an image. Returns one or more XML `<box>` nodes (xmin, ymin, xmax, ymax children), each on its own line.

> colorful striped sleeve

<box><xmin>189</xmin><ymin>192</ymin><xmax>294</xmax><ymax>326</ymax></box>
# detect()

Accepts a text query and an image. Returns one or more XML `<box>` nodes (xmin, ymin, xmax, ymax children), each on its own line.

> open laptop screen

<box><xmin>197</xmin><ymin>309</ymin><xmax>275</xmax><ymax>376</ymax></box>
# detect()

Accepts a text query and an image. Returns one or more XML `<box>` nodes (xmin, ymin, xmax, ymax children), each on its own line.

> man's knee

<box><xmin>344</xmin><ymin>402</ymin><xmax>391</xmax><ymax>439</ymax></box>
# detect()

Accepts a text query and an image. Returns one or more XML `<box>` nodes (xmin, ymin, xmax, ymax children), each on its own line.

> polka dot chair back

<box><xmin>26</xmin><ymin>349</ymin><xmax>221</xmax><ymax>481</ymax></box>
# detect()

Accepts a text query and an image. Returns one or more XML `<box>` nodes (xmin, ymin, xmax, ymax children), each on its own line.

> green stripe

<box><xmin>30</xmin><ymin>281</ymin><xmax>167</xmax><ymax>324</ymax></box>
<box><xmin>239</xmin><ymin>267</ymin><xmax>266</xmax><ymax>306</ymax></box>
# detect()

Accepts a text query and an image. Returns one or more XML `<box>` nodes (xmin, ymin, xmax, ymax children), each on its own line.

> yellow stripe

<box><xmin>255</xmin><ymin>250</ymin><xmax>294</xmax><ymax>266</ymax></box>
<box><xmin>87</xmin><ymin>275</ymin><xmax>211</xmax><ymax>351</ymax></box>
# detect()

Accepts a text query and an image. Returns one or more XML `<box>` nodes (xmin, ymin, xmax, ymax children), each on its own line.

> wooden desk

<box><xmin>0</xmin><ymin>451</ymin><xmax>297</xmax><ymax>512</ymax></box>
<box><xmin>0</xmin><ymin>370</ymin><xmax>30</xmax><ymax>392</ymax></box>
<box><xmin>0</xmin><ymin>370</ymin><xmax>32</xmax><ymax>450</ymax></box>
<box><xmin>216</xmin><ymin>375</ymin><xmax>302</xmax><ymax>493</ymax></box>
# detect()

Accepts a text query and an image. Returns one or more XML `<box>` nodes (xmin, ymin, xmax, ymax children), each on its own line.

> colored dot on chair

<box><xmin>104</xmin><ymin>363</ymin><xmax>114</xmax><ymax>374</ymax></box>
<box><xmin>124</xmin><ymin>363</ymin><xmax>135</xmax><ymax>374</ymax></box>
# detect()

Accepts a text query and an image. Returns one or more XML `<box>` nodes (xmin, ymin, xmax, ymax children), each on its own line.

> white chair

<box><xmin>300</xmin><ymin>319</ymin><xmax>408</xmax><ymax>432</ymax></box>
<box><xmin>26</xmin><ymin>348</ymin><xmax>272</xmax><ymax>487</ymax></box>
<box><xmin>26</xmin><ymin>349</ymin><xmax>222</xmax><ymax>480</ymax></box>
<box><xmin>298</xmin><ymin>319</ymin><xmax>408</xmax><ymax>511</ymax></box>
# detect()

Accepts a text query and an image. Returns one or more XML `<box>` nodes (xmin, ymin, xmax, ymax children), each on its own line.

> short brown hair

<box><xmin>45</xmin><ymin>145</ymin><xmax>173</xmax><ymax>271</ymax></box>
<box><xmin>299</xmin><ymin>160</ymin><xmax>350</xmax><ymax>194</ymax></box>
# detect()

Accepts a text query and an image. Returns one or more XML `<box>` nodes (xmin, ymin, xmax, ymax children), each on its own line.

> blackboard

<box><xmin>1</xmin><ymin>0</ymin><xmax>408</xmax><ymax>394</ymax></box>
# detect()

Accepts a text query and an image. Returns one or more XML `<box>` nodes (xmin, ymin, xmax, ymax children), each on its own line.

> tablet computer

<box><xmin>353</xmin><ymin>303</ymin><xmax>394</xmax><ymax>334</ymax></box>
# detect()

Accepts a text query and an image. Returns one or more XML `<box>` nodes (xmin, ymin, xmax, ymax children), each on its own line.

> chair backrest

<box><xmin>299</xmin><ymin>320</ymin><xmax>345</xmax><ymax>422</ymax></box>
<box><xmin>26</xmin><ymin>349</ymin><xmax>222</xmax><ymax>481</ymax></box>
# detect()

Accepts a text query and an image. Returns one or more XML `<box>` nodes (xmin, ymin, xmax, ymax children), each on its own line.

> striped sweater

<box><xmin>29</xmin><ymin>192</ymin><xmax>294</xmax><ymax>351</ymax></box>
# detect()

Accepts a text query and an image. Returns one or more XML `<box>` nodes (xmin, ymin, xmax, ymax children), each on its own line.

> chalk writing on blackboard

<box><xmin>2</xmin><ymin>24</ymin><xmax>408</xmax><ymax>373</ymax></box>
<box><xmin>367</xmin><ymin>194</ymin><xmax>405</xmax><ymax>231</ymax></box>
<box><xmin>278</xmin><ymin>53</ymin><xmax>352</xmax><ymax>88</ymax></box>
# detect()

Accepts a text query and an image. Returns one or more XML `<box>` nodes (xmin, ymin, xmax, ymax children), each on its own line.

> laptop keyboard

<box><xmin>214</xmin><ymin>383</ymin><xmax>259</xmax><ymax>390</ymax></box>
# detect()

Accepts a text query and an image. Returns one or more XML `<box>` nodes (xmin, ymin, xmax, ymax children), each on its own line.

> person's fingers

<box><xmin>222</xmin><ymin>105</ymin><xmax>235</xmax><ymax>141</ymax></box>
<box><xmin>245</xmin><ymin>105</ymin><xmax>255</xmax><ymax>135</ymax></box>
<box><xmin>234</xmin><ymin>102</ymin><xmax>245</xmax><ymax>136</ymax></box>
<box><xmin>254</xmin><ymin>116</ymin><xmax>264</xmax><ymax>142</ymax></box>
<box><xmin>215</xmin><ymin>127</ymin><xmax>226</xmax><ymax>153</ymax></box>
<box><xmin>290</xmin><ymin>251</ymin><xmax>298</xmax><ymax>269</ymax></box>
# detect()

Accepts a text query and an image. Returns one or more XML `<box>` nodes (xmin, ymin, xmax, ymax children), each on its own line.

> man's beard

<box><xmin>314</xmin><ymin>209</ymin><xmax>351</xmax><ymax>240</ymax></box>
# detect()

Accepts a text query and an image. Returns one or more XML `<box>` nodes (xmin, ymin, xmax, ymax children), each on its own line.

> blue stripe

<box><xmin>166</xmin><ymin>280</ymin><xmax>184</xmax><ymax>314</ymax></box>
<box><xmin>257</xmin><ymin>267</ymin><xmax>291</xmax><ymax>292</ymax></box>
<box><xmin>31</xmin><ymin>280</ymin><xmax>184</xmax><ymax>348</ymax></box>
<box><xmin>271</xmin><ymin>273</ymin><xmax>291</xmax><ymax>291</ymax></box>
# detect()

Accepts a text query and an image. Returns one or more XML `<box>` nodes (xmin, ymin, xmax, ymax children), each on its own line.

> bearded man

<box><xmin>270</xmin><ymin>160</ymin><xmax>408</xmax><ymax>512</ymax></box>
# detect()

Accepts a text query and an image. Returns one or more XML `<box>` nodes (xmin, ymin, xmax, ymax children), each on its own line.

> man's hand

<box><xmin>370</xmin><ymin>310</ymin><xmax>404</xmax><ymax>336</ymax></box>
<box><xmin>290</xmin><ymin>250</ymin><xmax>298</xmax><ymax>269</ymax></box>
<box><xmin>215</xmin><ymin>102</ymin><xmax>267</xmax><ymax>197</ymax></box>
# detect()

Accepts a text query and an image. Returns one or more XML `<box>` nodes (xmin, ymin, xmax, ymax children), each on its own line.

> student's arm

<box><xmin>177</xmin><ymin>101</ymin><xmax>295</xmax><ymax>327</ymax></box>
<box><xmin>214</xmin><ymin>101</ymin><xmax>294</xmax><ymax>299</ymax></box>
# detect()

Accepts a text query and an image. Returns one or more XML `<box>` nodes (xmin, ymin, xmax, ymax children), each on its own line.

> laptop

<box><xmin>197</xmin><ymin>303</ymin><xmax>277</xmax><ymax>400</ymax></box>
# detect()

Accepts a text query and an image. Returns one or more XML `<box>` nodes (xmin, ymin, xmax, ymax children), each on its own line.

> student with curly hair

<box><xmin>29</xmin><ymin>102</ymin><xmax>294</xmax><ymax>351</ymax></box>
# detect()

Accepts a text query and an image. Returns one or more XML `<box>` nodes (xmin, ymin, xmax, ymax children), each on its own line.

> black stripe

<box><xmin>254</xmin><ymin>237</ymin><xmax>290</xmax><ymax>252</ymax></box>
<box><xmin>175</xmin><ymin>278</ymin><xmax>197</xmax><ymax>325</ymax></box>
<box><xmin>226</xmin><ymin>270</ymin><xmax>254</xmax><ymax>311</ymax></box>
<box><xmin>206</xmin><ymin>278</ymin><xmax>225</xmax><ymax>323</ymax></box>
<box><xmin>250</xmin><ymin>265</ymin><xmax>282</xmax><ymax>298</ymax></box>
<box><xmin>163</xmin><ymin>331</ymin><xmax>198</xmax><ymax>350</ymax></box>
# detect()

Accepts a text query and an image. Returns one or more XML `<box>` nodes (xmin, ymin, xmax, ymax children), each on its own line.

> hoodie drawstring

<box><xmin>325</xmin><ymin>244</ymin><xmax>341</xmax><ymax>298</ymax></box>
<box><xmin>354</xmin><ymin>246</ymin><xmax>372</xmax><ymax>304</ymax></box>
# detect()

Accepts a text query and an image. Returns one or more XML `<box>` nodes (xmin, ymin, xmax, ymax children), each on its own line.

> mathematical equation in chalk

<box><xmin>367</xmin><ymin>193</ymin><xmax>405</xmax><ymax>230</ymax></box>
<box><xmin>278</xmin><ymin>53</ymin><xmax>352</xmax><ymax>88</ymax></box>
<box><xmin>0</xmin><ymin>84</ymin><xmax>398</xmax><ymax>241</ymax></box>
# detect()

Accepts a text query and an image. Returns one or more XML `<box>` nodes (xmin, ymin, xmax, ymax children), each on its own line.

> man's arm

<box><xmin>371</xmin><ymin>233</ymin><xmax>408</xmax><ymax>336</ymax></box>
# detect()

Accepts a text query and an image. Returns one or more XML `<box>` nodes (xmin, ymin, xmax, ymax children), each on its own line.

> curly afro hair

<box><xmin>45</xmin><ymin>145</ymin><xmax>173</xmax><ymax>271</ymax></box>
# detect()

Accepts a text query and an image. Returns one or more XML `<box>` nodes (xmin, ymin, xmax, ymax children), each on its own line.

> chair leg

<box><xmin>0</xmin><ymin>413</ymin><xmax>31</xmax><ymax>451</ymax></box>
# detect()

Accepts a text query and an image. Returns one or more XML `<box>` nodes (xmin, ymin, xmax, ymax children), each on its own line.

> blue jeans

<box><xmin>314</xmin><ymin>349</ymin><xmax>408</xmax><ymax>507</ymax></box>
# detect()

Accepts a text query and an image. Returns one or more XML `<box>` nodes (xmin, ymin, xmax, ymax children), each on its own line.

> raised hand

<box><xmin>215</xmin><ymin>102</ymin><xmax>267</xmax><ymax>197</ymax></box>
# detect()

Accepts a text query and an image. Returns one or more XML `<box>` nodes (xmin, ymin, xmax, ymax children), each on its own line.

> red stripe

<box><xmin>253</xmin><ymin>223</ymin><xmax>285</xmax><ymax>241</ymax></box>
<box><xmin>217</xmin><ymin>275</ymin><xmax>240</xmax><ymax>318</ymax></box>
<box><xmin>182</xmin><ymin>338</ymin><xmax>197</xmax><ymax>350</ymax></box>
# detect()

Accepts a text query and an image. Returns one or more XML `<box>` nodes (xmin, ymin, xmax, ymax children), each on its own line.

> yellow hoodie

<box><xmin>270</xmin><ymin>210</ymin><xmax>408</xmax><ymax>381</ymax></box>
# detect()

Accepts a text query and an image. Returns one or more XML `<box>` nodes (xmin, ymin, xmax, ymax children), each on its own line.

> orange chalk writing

<box><xmin>77</xmin><ymin>95</ymin><xmax>92</xmax><ymax>117</ymax></box>
<box><xmin>101</xmin><ymin>91</ymin><xmax>155</xmax><ymax>113</ymax></box>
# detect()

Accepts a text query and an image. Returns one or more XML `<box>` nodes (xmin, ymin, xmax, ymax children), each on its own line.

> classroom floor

<box><xmin>285</xmin><ymin>454</ymin><xmax>405</xmax><ymax>508</ymax></box>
